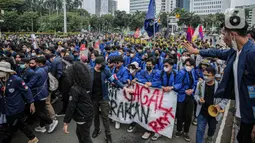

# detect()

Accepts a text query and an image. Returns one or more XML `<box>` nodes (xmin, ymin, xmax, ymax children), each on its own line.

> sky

<box><xmin>117</xmin><ymin>0</ymin><xmax>130</xmax><ymax>13</ymax></box>
<box><xmin>231</xmin><ymin>0</ymin><xmax>255</xmax><ymax>7</ymax></box>
<box><xmin>117</xmin><ymin>0</ymin><xmax>255</xmax><ymax>13</ymax></box>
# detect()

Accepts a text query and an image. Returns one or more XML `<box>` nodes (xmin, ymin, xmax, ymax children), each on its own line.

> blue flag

<box><xmin>144</xmin><ymin>0</ymin><xmax>159</xmax><ymax>37</ymax></box>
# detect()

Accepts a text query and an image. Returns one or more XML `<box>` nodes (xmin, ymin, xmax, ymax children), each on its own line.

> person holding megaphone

<box><xmin>194</xmin><ymin>67</ymin><xmax>228</xmax><ymax>143</ymax></box>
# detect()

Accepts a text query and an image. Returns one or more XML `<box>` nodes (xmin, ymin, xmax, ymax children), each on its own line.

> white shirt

<box><xmin>233</xmin><ymin>50</ymin><xmax>242</xmax><ymax>118</ymax></box>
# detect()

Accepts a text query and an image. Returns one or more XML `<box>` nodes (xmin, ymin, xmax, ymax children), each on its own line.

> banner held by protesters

<box><xmin>108</xmin><ymin>82</ymin><xmax>177</xmax><ymax>139</ymax></box>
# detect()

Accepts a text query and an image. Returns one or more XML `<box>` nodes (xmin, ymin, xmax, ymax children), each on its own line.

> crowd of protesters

<box><xmin>0</xmin><ymin>20</ymin><xmax>255</xmax><ymax>143</ymax></box>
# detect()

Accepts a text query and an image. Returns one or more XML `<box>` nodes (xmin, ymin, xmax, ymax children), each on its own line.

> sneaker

<box><xmin>28</xmin><ymin>137</ymin><xmax>39</xmax><ymax>143</ymax></box>
<box><xmin>48</xmin><ymin>120</ymin><xmax>58</xmax><ymax>133</ymax></box>
<box><xmin>92</xmin><ymin>129</ymin><xmax>101</xmax><ymax>138</ymax></box>
<box><xmin>115</xmin><ymin>122</ymin><xmax>120</xmax><ymax>129</ymax></box>
<box><xmin>142</xmin><ymin>131</ymin><xmax>151</xmax><ymax>140</ymax></box>
<box><xmin>151</xmin><ymin>133</ymin><xmax>161</xmax><ymax>141</ymax></box>
<box><xmin>35</xmin><ymin>126</ymin><xmax>46</xmax><ymax>133</ymax></box>
<box><xmin>192</xmin><ymin>118</ymin><xmax>197</xmax><ymax>126</ymax></box>
<box><xmin>206</xmin><ymin>136</ymin><xmax>213</xmax><ymax>143</ymax></box>
<box><xmin>51</xmin><ymin>97</ymin><xmax>58</xmax><ymax>104</ymax></box>
<box><xmin>183</xmin><ymin>132</ymin><xmax>191</xmax><ymax>142</ymax></box>
<box><xmin>56</xmin><ymin>111</ymin><xmax>65</xmax><ymax>117</ymax></box>
<box><xmin>127</xmin><ymin>124</ymin><xmax>136</xmax><ymax>133</ymax></box>
<box><xmin>175</xmin><ymin>131</ymin><xmax>183</xmax><ymax>138</ymax></box>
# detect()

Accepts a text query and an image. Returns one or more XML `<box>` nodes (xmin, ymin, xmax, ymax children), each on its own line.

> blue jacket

<box><xmin>175</xmin><ymin>69</ymin><xmax>198</xmax><ymax>102</ymax></box>
<box><xmin>17</xmin><ymin>67</ymin><xmax>38</xmax><ymax>88</ymax></box>
<box><xmin>2</xmin><ymin>75</ymin><xmax>34</xmax><ymax>116</ymax></box>
<box><xmin>124</xmin><ymin>56</ymin><xmax>141</xmax><ymax>67</ymax></box>
<box><xmin>128</xmin><ymin>70</ymin><xmax>142</xmax><ymax>80</ymax></box>
<box><xmin>137</xmin><ymin>69</ymin><xmax>160</xmax><ymax>87</ymax></box>
<box><xmin>153</xmin><ymin>70</ymin><xmax>179</xmax><ymax>88</ymax></box>
<box><xmin>50</xmin><ymin>57</ymin><xmax>63</xmax><ymax>79</ymax></box>
<box><xmin>155</xmin><ymin>57</ymin><xmax>164</xmax><ymax>70</ymax></box>
<box><xmin>112</xmin><ymin>65</ymin><xmax>129</xmax><ymax>84</ymax></box>
<box><xmin>90</xmin><ymin>60</ymin><xmax>96</xmax><ymax>68</ymax></box>
<box><xmin>90</xmin><ymin>67</ymin><xmax>124</xmax><ymax>101</ymax></box>
<box><xmin>199</xmin><ymin>40</ymin><xmax>255</xmax><ymax>124</ymax></box>
<box><xmin>31</xmin><ymin>67</ymin><xmax>49</xmax><ymax>101</ymax></box>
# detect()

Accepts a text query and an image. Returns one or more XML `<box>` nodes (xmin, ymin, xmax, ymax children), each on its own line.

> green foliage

<box><xmin>0</xmin><ymin>0</ymin><xmax>225</xmax><ymax>32</ymax></box>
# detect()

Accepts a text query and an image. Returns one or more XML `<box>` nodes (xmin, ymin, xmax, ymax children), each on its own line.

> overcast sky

<box><xmin>117</xmin><ymin>0</ymin><xmax>255</xmax><ymax>13</ymax></box>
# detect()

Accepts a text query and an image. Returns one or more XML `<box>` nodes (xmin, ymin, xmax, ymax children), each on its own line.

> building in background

<box><xmin>176</xmin><ymin>0</ymin><xmax>190</xmax><ymax>11</ymax></box>
<box><xmin>236</xmin><ymin>4</ymin><xmax>255</xmax><ymax>27</ymax></box>
<box><xmin>162</xmin><ymin>0</ymin><xmax>176</xmax><ymax>13</ymax></box>
<box><xmin>130</xmin><ymin>0</ymin><xmax>162</xmax><ymax>14</ymax></box>
<box><xmin>190</xmin><ymin>0</ymin><xmax>231</xmax><ymax>15</ymax></box>
<box><xmin>108</xmin><ymin>0</ymin><xmax>118</xmax><ymax>15</ymax></box>
<box><xmin>83</xmin><ymin>0</ymin><xmax>96</xmax><ymax>14</ymax></box>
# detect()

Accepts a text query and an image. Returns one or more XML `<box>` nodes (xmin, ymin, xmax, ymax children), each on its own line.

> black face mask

<box><xmin>100</xmin><ymin>65</ymin><xmax>105</xmax><ymax>71</ymax></box>
<box><xmin>146</xmin><ymin>66</ymin><xmax>152</xmax><ymax>71</ymax></box>
<box><xmin>155</xmin><ymin>53</ymin><xmax>159</xmax><ymax>57</ymax></box>
<box><xmin>107</xmin><ymin>52</ymin><xmax>111</xmax><ymax>55</ymax></box>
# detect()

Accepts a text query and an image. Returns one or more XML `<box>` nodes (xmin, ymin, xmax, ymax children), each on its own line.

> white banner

<box><xmin>108</xmin><ymin>83</ymin><xmax>177</xmax><ymax>138</ymax></box>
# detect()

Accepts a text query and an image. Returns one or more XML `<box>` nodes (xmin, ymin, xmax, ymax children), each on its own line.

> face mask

<box><xmin>100</xmin><ymin>65</ymin><xmax>105</xmax><ymax>71</ymax></box>
<box><xmin>130</xmin><ymin>69</ymin><xmax>135</xmax><ymax>74</ymax></box>
<box><xmin>231</xmin><ymin>36</ymin><xmax>238</xmax><ymax>51</ymax></box>
<box><xmin>164</xmin><ymin>67</ymin><xmax>170</xmax><ymax>72</ymax></box>
<box><xmin>171</xmin><ymin>51</ymin><xmax>176</xmax><ymax>54</ymax></box>
<box><xmin>0</xmin><ymin>72</ymin><xmax>7</xmax><ymax>78</ymax></box>
<box><xmin>118</xmin><ymin>52</ymin><xmax>122</xmax><ymax>55</ymax></box>
<box><xmin>20</xmin><ymin>64</ymin><xmax>26</xmax><ymax>69</ymax></box>
<box><xmin>146</xmin><ymin>66</ymin><xmax>152</xmax><ymax>71</ymax></box>
<box><xmin>130</xmin><ymin>54</ymin><xmax>135</xmax><ymax>57</ymax></box>
<box><xmin>31</xmin><ymin>53</ymin><xmax>36</xmax><ymax>56</ymax></box>
<box><xmin>30</xmin><ymin>66</ymin><xmax>36</xmax><ymax>70</ymax></box>
<box><xmin>71</xmin><ymin>48</ymin><xmax>74</xmax><ymax>51</ymax></box>
<box><xmin>107</xmin><ymin>52</ymin><xmax>111</xmax><ymax>55</ymax></box>
<box><xmin>185</xmin><ymin>66</ymin><xmax>192</xmax><ymax>72</ymax></box>
<box><xmin>204</xmin><ymin>76</ymin><xmax>214</xmax><ymax>83</ymax></box>
<box><xmin>138</xmin><ymin>50</ymin><xmax>143</xmax><ymax>53</ymax></box>
<box><xmin>155</xmin><ymin>53</ymin><xmax>159</xmax><ymax>57</ymax></box>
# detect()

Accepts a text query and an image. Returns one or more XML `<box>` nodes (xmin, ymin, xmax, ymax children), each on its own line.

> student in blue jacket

<box><xmin>174</xmin><ymin>58</ymin><xmax>198</xmax><ymax>142</ymax></box>
<box><xmin>183</xmin><ymin>20</ymin><xmax>255</xmax><ymax>143</ymax></box>
<box><xmin>0</xmin><ymin>61</ymin><xmax>38</xmax><ymax>143</ymax></box>
<box><xmin>111</xmin><ymin>56</ymin><xmax>129</xmax><ymax>84</ymax></box>
<box><xmin>139</xmin><ymin>58</ymin><xmax>160</xmax><ymax>88</ymax></box>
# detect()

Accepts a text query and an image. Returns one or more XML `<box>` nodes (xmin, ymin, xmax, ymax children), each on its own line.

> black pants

<box><xmin>194</xmin><ymin>100</ymin><xmax>197</xmax><ymax>118</ymax></box>
<box><xmin>93</xmin><ymin>100</ymin><xmax>111</xmax><ymax>136</ymax></box>
<box><xmin>6</xmin><ymin>113</ymin><xmax>35</xmax><ymax>141</ymax></box>
<box><xmin>76</xmin><ymin>120</ymin><xmax>93</xmax><ymax>143</ymax></box>
<box><xmin>35</xmin><ymin>100</ymin><xmax>53</xmax><ymax>127</ymax></box>
<box><xmin>237</xmin><ymin>122</ymin><xmax>254</xmax><ymax>143</ymax></box>
<box><xmin>177</xmin><ymin>95</ymin><xmax>194</xmax><ymax>133</ymax></box>
<box><xmin>0</xmin><ymin>124</ymin><xmax>12</xmax><ymax>143</ymax></box>
<box><xmin>60</xmin><ymin>76</ymin><xmax>71</xmax><ymax>112</ymax></box>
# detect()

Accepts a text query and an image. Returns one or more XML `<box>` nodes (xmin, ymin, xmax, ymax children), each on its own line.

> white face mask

<box><xmin>185</xmin><ymin>66</ymin><xmax>193</xmax><ymax>72</ymax></box>
<box><xmin>0</xmin><ymin>72</ymin><xmax>7</xmax><ymax>78</ymax></box>
<box><xmin>164</xmin><ymin>67</ymin><xmax>170</xmax><ymax>72</ymax></box>
<box><xmin>130</xmin><ymin>69</ymin><xmax>135</xmax><ymax>74</ymax></box>
<box><xmin>130</xmin><ymin>54</ymin><xmax>135</xmax><ymax>57</ymax></box>
<box><xmin>231</xmin><ymin>36</ymin><xmax>238</xmax><ymax>51</ymax></box>
<box><xmin>204</xmin><ymin>76</ymin><xmax>213</xmax><ymax>83</ymax></box>
<box><xmin>119</xmin><ymin>52</ymin><xmax>122</xmax><ymax>55</ymax></box>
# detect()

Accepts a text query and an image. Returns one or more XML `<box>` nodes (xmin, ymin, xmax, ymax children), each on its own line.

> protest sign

<box><xmin>108</xmin><ymin>82</ymin><xmax>177</xmax><ymax>138</ymax></box>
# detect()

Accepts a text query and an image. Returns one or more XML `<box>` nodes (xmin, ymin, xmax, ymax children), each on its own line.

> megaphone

<box><xmin>208</xmin><ymin>105</ymin><xmax>224</xmax><ymax>117</ymax></box>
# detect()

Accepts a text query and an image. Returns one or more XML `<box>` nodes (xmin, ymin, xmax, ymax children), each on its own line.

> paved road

<box><xmin>12</xmin><ymin>100</ymin><xmax>234</xmax><ymax>143</ymax></box>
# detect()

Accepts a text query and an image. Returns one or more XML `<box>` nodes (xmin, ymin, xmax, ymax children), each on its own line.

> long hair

<box><xmin>67</xmin><ymin>62</ymin><xmax>92</xmax><ymax>91</ymax></box>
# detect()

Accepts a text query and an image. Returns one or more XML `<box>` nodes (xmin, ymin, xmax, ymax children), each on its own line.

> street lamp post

<box><xmin>63</xmin><ymin>0</ymin><xmax>67</xmax><ymax>33</ymax></box>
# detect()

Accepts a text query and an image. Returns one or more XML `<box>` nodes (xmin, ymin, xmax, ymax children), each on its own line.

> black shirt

<box><xmin>201</xmin><ymin>83</ymin><xmax>215</xmax><ymax>117</ymax></box>
<box><xmin>92</xmin><ymin>70</ymin><xmax>103</xmax><ymax>101</ymax></box>
<box><xmin>188</xmin><ymin>72</ymin><xmax>194</xmax><ymax>89</ymax></box>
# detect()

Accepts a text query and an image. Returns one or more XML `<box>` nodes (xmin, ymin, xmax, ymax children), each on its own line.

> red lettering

<box><xmin>140</xmin><ymin>86</ymin><xmax>149</xmax><ymax>105</ymax></box>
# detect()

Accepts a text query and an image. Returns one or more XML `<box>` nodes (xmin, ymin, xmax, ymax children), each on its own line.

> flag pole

<box><xmin>153</xmin><ymin>20</ymin><xmax>156</xmax><ymax>41</ymax></box>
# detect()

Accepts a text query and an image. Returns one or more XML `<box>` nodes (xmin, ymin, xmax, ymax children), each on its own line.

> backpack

<box><xmin>48</xmin><ymin>72</ymin><xmax>59</xmax><ymax>91</ymax></box>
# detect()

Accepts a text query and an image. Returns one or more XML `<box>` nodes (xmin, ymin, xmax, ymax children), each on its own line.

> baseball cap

<box><xmin>95</xmin><ymin>56</ymin><xmax>106</xmax><ymax>65</ymax></box>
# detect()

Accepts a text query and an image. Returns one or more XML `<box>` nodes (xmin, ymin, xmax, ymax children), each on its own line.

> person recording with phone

<box><xmin>183</xmin><ymin>8</ymin><xmax>255</xmax><ymax>143</ymax></box>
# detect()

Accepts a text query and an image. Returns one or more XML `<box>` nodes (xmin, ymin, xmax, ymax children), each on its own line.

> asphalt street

<box><xmin>12</xmin><ymin>100</ymin><xmax>234</xmax><ymax>143</ymax></box>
